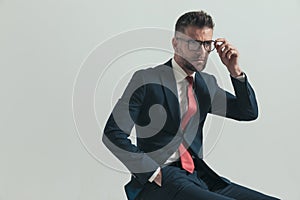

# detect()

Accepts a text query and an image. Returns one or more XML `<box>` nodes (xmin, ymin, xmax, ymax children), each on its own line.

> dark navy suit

<box><xmin>103</xmin><ymin>59</ymin><xmax>278</xmax><ymax>200</ymax></box>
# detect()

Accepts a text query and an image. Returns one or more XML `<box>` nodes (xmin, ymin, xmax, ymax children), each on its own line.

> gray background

<box><xmin>1</xmin><ymin>0</ymin><xmax>300</xmax><ymax>199</ymax></box>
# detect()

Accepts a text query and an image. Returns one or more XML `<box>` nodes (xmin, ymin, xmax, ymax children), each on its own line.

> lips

<box><xmin>192</xmin><ymin>59</ymin><xmax>205</xmax><ymax>62</ymax></box>
<box><xmin>192</xmin><ymin>58</ymin><xmax>206</xmax><ymax>62</ymax></box>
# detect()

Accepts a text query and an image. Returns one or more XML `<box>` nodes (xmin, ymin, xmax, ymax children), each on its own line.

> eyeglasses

<box><xmin>176</xmin><ymin>37</ymin><xmax>215</xmax><ymax>52</ymax></box>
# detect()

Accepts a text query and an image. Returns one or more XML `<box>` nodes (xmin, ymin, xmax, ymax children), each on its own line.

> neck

<box><xmin>173</xmin><ymin>55</ymin><xmax>194</xmax><ymax>76</ymax></box>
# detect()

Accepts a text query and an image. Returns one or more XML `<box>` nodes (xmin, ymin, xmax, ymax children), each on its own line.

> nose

<box><xmin>195</xmin><ymin>44</ymin><xmax>206</xmax><ymax>56</ymax></box>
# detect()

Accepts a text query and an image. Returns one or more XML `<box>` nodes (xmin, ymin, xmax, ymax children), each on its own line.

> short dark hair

<box><xmin>175</xmin><ymin>11</ymin><xmax>215</xmax><ymax>33</ymax></box>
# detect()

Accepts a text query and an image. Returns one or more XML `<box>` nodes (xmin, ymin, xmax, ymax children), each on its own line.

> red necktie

<box><xmin>178</xmin><ymin>76</ymin><xmax>197</xmax><ymax>173</ymax></box>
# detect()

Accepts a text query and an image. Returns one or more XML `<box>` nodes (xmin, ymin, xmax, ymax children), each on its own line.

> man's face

<box><xmin>172</xmin><ymin>26</ymin><xmax>213</xmax><ymax>72</ymax></box>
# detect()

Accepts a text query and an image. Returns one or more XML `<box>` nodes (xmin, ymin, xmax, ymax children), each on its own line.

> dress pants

<box><xmin>135</xmin><ymin>165</ymin><xmax>280</xmax><ymax>200</ymax></box>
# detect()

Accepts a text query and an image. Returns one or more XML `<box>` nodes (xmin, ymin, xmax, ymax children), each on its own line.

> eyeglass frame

<box><xmin>175</xmin><ymin>37</ymin><xmax>216</xmax><ymax>52</ymax></box>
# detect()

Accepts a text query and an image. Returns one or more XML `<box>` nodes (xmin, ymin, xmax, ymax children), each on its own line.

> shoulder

<box><xmin>197</xmin><ymin>71</ymin><xmax>218</xmax><ymax>85</ymax></box>
<box><xmin>132</xmin><ymin>62</ymin><xmax>172</xmax><ymax>82</ymax></box>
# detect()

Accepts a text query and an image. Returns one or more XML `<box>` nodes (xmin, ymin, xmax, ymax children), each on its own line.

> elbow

<box><xmin>242</xmin><ymin>108</ymin><xmax>259</xmax><ymax>121</ymax></box>
<box><xmin>102</xmin><ymin>124</ymin><xmax>112</xmax><ymax>149</ymax></box>
<box><xmin>102</xmin><ymin>131</ymin><xmax>107</xmax><ymax>145</ymax></box>
<box><xmin>102</xmin><ymin>130</ymin><xmax>116</xmax><ymax>152</ymax></box>
<box><xmin>102</xmin><ymin>131</ymin><xmax>108</xmax><ymax>149</ymax></box>
<box><xmin>247</xmin><ymin>112</ymin><xmax>258</xmax><ymax>121</ymax></box>
<box><xmin>250</xmin><ymin>105</ymin><xmax>259</xmax><ymax>120</ymax></box>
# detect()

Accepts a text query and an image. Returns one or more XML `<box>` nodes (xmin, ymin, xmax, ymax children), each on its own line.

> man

<box><xmin>103</xmin><ymin>11</ymin><xmax>279</xmax><ymax>200</ymax></box>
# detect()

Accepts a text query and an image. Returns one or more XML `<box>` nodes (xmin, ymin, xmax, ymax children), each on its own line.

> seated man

<box><xmin>103</xmin><ymin>10</ymin><xmax>280</xmax><ymax>200</ymax></box>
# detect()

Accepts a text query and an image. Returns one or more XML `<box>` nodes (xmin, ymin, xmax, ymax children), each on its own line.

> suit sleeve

<box><xmin>102</xmin><ymin>70</ymin><xmax>159</xmax><ymax>185</ymax></box>
<box><xmin>209</xmin><ymin>73</ymin><xmax>258</xmax><ymax>121</ymax></box>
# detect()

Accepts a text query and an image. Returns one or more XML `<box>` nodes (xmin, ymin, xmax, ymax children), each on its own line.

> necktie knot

<box><xmin>186</xmin><ymin>76</ymin><xmax>193</xmax><ymax>85</ymax></box>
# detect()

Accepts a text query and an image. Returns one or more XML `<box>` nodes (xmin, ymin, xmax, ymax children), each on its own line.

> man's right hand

<box><xmin>153</xmin><ymin>170</ymin><xmax>162</xmax><ymax>187</ymax></box>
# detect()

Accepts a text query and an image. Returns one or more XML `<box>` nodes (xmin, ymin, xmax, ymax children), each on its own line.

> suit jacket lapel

<box><xmin>194</xmin><ymin>72</ymin><xmax>211</xmax><ymax>119</ymax></box>
<box><xmin>158</xmin><ymin>60</ymin><xmax>211</xmax><ymax>134</ymax></box>
<box><xmin>159</xmin><ymin>59</ymin><xmax>181</xmax><ymax>127</ymax></box>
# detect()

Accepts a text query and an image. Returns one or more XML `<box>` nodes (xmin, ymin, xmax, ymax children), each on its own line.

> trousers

<box><xmin>135</xmin><ymin>165</ymin><xmax>280</xmax><ymax>200</ymax></box>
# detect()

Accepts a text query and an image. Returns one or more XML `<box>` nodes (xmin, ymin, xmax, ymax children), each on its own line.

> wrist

<box><xmin>229</xmin><ymin>67</ymin><xmax>242</xmax><ymax>78</ymax></box>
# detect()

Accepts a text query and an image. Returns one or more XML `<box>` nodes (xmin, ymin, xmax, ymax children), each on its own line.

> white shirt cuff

<box><xmin>231</xmin><ymin>72</ymin><xmax>245</xmax><ymax>82</ymax></box>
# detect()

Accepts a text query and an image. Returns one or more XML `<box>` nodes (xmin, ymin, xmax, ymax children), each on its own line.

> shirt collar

<box><xmin>172</xmin><ymin>58</ymin><xmax>195</xmax><ymax>83</ymax></box>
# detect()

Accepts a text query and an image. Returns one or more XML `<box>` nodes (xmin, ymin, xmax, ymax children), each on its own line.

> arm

<box><xmin>209</xmin><ymin>38</ymin><xmax>258</xmax><ymax>120</ymax></box>
<box><xmin>102</xmin><ymin>70</ymin><xmax>159</xmax><ymax>185</ymax></box>
<box><xmin>209</xmin><ymin>74</ymin><xmax>258</xmax><ymax>121</ymax></box>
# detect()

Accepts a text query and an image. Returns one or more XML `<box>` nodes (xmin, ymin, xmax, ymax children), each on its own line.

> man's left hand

<box><xmin>215</xmin><ymin>38</ymin><xmax>242</xmax><ymax>77</ymax></box>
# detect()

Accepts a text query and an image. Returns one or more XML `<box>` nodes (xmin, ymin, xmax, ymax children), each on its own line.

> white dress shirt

<box><xmin>148</xmin><ymin>58</ymin><xmax>245</xmax><ymax>182</ymax></box>
<box><xmin>149</xmin><ymin>58</ymin><xmax>195</xmax><ymax>182</ymax></box>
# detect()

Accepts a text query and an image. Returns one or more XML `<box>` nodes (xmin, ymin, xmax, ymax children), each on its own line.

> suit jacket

<box><xmin>103</xmin><ymin>59</ymin><xmax>258</xmax><ymax>200</ymax></box>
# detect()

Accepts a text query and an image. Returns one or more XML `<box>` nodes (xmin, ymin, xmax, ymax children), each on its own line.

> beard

<box><xmin>178</xmin><ymin>56</ymin><xmax>207</xmax><ymax>72</ymax></box>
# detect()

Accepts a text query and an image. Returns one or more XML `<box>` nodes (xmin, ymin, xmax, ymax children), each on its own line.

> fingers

<box><xmin>215</xmin><ymin>38</ymin><xmax>226</xmax><ymax>51</ymax></box>
<box><xmin>215</xmin><ymin>38</ymin><xmax>239</xmax><ymax>59</ymax></box>
<box><xmin>226</xmin><ymin>48</ymin><xmax>238</xmax><ymax>59</ymax></box>
<box><xmin>221</xmin><ymin>45</ymin><xmax>232</xmax><ymax>58</ymax></box>
<box><xmin>154</xmin><ymin>170</ymin><xmax>162</xmax><ymax>187</ymax></box>
<box><xmin>154</xmin><ymin>179</ymin><xmax>162</xmax><ymax>187</ymax></box>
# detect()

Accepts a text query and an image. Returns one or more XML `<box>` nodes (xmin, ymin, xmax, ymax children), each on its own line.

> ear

<box><xmin>172</xmin><ymin>37</ymin><xmax>178</xmax><ymax>51</ymax></box>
